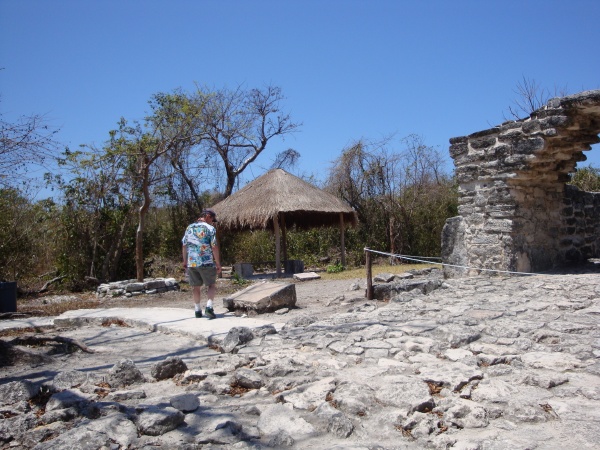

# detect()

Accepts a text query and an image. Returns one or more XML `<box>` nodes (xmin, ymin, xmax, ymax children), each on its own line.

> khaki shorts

<box><xmin>188</xmin><ymin>266</ymin><xmax>217</xmax><ymax>287</ymax></box>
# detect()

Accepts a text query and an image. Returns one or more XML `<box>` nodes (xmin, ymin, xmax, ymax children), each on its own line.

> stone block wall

<box><xmin>562</xmin><ymin>185</ymin><xmax>600</xmax><ymax>262</ymax></box>
<box><xmin>442</xmin><ymin>90</ymin><xmax>600</xmax><ymax>276</ymax></box>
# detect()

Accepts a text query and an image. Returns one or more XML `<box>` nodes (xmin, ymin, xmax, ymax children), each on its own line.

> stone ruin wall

<box><xmin>442</xmin><ymin>90</ymin><xmax>600</xmax><ymax>277</ymax></box>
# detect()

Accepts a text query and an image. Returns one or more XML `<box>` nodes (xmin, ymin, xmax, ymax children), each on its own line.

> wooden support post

<box><xmin>281</xmin><ymin>212</ymin><xmax>288</xmax><ymax>264</ymax></box>
<box><xmin>366</xmin><ymin>248</ymin><xmax>373</xmax><ymax>300</ymax></box>
<box><xmin>274</xmin><ymin>214</ymin><xmax>281</xmax><ymax>278</ymax></box>
<box><xmin>340</xmin><ymin>213</ymin><xmax>346</xmax><ymax>267</ymax></box>
<box><xmin>389</xmin><ymin>216</ymin><xmax>395</xmax><ymax>265</ymax></box>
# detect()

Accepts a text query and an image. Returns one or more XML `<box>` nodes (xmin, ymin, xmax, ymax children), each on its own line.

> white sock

<box><xmin>195</xmin><ymin>304</ymin><xmax>201</xmax><ymax>312</ymax></box>
<box><xmin>206</xmin><ymin>300</ymin><xmax>213</xmax><ymax>309</ymax></box>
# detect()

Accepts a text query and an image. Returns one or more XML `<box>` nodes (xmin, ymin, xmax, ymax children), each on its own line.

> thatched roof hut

<box><xmin>213</xmin><ymin>169</ymin><xmax>357</xmax><ymax>230</ymax></box>
<box><xmin>211</xmin><ymin>169</ymin><xmax>358</xmax><ymax>275</ymax></box>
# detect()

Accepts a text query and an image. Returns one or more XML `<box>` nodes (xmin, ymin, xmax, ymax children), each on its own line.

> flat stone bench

<box><xmin>223</xmin><ymin>281</ymin><xmax>297</xmax><ymax>314</ymax></box>
<box><xmin>233</xmin><ymin>260</ymin><xmax>305</xmax><ymax>279</ymax></box>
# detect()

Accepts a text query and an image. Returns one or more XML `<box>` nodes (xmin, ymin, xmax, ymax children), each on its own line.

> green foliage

<box><xmin>569</xmin><ymin>165</ymin><xmax>600</xmax><ymax>192</ymax></box>
<box><xmin>0</xmin><ymin>188</ymin><xmax>59</xmax><ymax>287</ymax></box>
<box><xmin>2</xmin><ymin>89</ymin><xmax>463</xmax><ymax>292</ymax></box>
<box><xmin>326</xmin><ymin>262</ymin><xmax>345</xmax><ymax>273</ymax></box>
<box><xmin>218</xmin><ymin>225</ymin><xmax>364</xmax><ymax>270</ymax></box>
<box><xmin>231</xmin><ymin>272</ymin><xmax>251</xmax><ymax>286</ymax></box>
<box><xmin>286</xmin><ymin>227</ymin><xmax>341</xmax><ymax>266</ymax></box>
<box><xmin>220</xmin><ymin>230</ymin><xmax>274</xmax><ymax>265</ymax></box>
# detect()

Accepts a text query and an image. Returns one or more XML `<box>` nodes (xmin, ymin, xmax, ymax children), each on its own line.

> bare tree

<box><xmin>193</xmin><ymin>85</ymin><xmax>301</xmax><ymax>197</ymax></box>
<box><xmin>0</xmin><ymin>110</ymin><xmax>59</xmax><ymax>188</ymax></box>
<box><xmin>327</xmin><ymin>135</ymin><xmax>456</xmax><ymax>257</ymax></box>
<box><xmin>270</xmin><ymin>148</ymin><xmax>300</xmax><ymax>170</ymax></box>
<box><xmin>506</xmin><ymin>76</ymin><xmax>569</xmax><ymax>120</ymax></box>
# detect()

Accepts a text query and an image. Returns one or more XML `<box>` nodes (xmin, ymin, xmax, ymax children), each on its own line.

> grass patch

<box><xmin>318</xmin><ymin>263</ymin><xmax>438</xmax><ymax>281</ymax></box>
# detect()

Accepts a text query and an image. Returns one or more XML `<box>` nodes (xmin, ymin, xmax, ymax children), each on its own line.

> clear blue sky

<box><xmin>2</xmin><ymin>0</ymin><xmax>599</xmax><ymax>192</ymax></box>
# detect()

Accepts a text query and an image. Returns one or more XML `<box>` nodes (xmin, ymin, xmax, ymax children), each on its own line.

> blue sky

<box><xmin>1</xmin><ymin>0</ymin><xmax>599</xmax><ymax>192</ymax></box>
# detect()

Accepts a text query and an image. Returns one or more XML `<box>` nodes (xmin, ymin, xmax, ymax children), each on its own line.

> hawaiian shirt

<box><xmin>182</xmin><ymin>221</ymin><xmax>217</xmax><ymax>267</ymax></box>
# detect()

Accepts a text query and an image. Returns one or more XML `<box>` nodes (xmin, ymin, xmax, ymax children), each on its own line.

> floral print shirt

<box><xmin>182</xmin><ymin>221</ymin><xmax>217</xmax><ymax>267</ymax></box>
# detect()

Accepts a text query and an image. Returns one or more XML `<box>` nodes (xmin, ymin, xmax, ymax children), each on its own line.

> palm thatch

<box><xmin>211</xmin><ymin>169</ymin><xmax>357</xmax><ymax>231</ymax></box>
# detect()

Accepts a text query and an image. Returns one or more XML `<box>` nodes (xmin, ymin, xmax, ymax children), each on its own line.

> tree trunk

<box><xmin>340</xmin><ymin>213</ymin><xmax>346</xmax><ymax>267</ymax></box>
<box><xmin>172</xmin><ymin>158</ymin><xmax>204</xmax><ymax>211</ymax></box>
<box><xmin>90</xmin><ymin>235</ymin><xmax>97</xmax><ymax>278</ymax></box>
<box><xmin>136</xmin><ymin>163</ymin><xmax>151</xmax><ymax>281</ymax></box>
<box><xmin>224</xmin><ymin>170</ymin><xmax>236</xmax><ymax>198</ymax></box>
<box><xmin>102</xmin><ymin>215</ymin><xmax>129</xmax><ymax>282</ymax></box>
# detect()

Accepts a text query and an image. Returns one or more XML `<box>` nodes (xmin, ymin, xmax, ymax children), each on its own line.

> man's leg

<box><xmin>206</xmin><ymin>283</ymin><xmax>215</xmax><ymax>307</ymax></box>
<box><xmin>193</xmin><ymin>285</ymin><xmax>203</xmax><ymax>317</ymax></box>
<box><xmin>204</xmin><ymin>283</ymin><xmax>216</xmax><ymax>319</ymax></box>
<box><xmin>198</xmin><ymin>267</ymin><xmax>217</xmax><ymax>319</ymax></box>
<box><xmin>188</xmin><ymin>268</ymin><xmax>204</xmax><ymax>318</ymax></box>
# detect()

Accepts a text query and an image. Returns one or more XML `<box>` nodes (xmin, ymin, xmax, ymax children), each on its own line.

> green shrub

<box><xmin>326</xmin><ymin>262</ymin><xmax>345</xmax><ymax>273</ymax></box>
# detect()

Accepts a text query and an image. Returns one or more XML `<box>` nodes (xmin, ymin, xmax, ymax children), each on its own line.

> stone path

<box><xmin>1</xmin><ymin>272</ymin><xmax>599</xmax><ymax>449</ymax></box>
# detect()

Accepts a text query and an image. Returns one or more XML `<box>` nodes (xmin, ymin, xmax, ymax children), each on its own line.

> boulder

<box><xmin>107</xmin><ymin>359</ymin><xmax>146</xmax><ymax>388</ymax></box>
<box><xmin>150</xmin><ymin>356</ymin><xmax>188</xmax><ymax>380</ymax></box>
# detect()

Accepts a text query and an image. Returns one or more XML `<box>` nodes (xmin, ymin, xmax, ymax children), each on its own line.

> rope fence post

<box><xmin>365</xmin><ymin>248</ymin><xmax>373</xmax><ymax>300</ymax></box>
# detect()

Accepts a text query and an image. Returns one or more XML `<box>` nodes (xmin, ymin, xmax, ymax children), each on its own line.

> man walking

<box><xmin>182</xmin><ymin>209</ymin><xmax>222</xmax><ymax>319</ymax></box>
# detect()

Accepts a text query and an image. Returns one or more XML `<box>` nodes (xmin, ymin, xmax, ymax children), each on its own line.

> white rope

<box><xmin>364</xmin><ymin>248</ymin><xmax>540</xmax><ymax>276</ymax></box>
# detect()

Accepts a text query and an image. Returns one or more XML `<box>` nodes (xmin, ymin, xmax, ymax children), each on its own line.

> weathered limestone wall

<box><xmin>442</xmin><ymin>90</ymin><xmax>600</xmax><ymax>276</ymax></box>
<box><xmin>562</xmin><ymin>185</ymin><xmax>600</xmax><ymax>262</ymax></box>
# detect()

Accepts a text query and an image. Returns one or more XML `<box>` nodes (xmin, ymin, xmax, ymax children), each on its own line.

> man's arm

<box><xmin>212</xmin><ymin>244</ymin><xmax>222</xmax><ymax>274</ymax></box>
<box><xmin>182</xmin><ymin>245</ymin><xmax>188</xmax><ymax>269</ymax></box>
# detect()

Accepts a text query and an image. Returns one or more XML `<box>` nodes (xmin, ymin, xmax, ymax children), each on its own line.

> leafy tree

<box><xmin>52</xmin><ymin>146</ymin><xmax>138</xmax><ymax>283</ymax></box>
<box><xmin>0</xmin><ymin>188</ymin><xmax>58</xmax><ymax>284</ymax></box>
<box><xmin>146</xmin><ymin>91</ymin><xmax>210</xmax><ymax>212</ymax></box>
<box><xmin>101</xmin><ymin>119</ymin><xmax>174</xmax><ymax>281</ymax></box>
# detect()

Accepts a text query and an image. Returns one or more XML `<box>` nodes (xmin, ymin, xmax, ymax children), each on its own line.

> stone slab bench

<box><xmin>223</xmin><ymin>281</ymin><xmax>297</xmax><ymax>314</ymax></box>
<box><xmin>233</xmin><ymin>260</ymin><xmax>305</xmax><ymax>279</ymax></box>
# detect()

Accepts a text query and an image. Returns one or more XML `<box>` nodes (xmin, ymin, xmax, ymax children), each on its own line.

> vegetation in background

<box><xmin>326</xmin><ymin>262</ymin><xmax>345</xmax><ymax>273</ymax></box>
<box><xmin>1</xmin><ymin>85</ymin><xmax>459</xmax><ymax>293</ymax></box>
<box><xmin>1</xmin><ymin>105</ymin><xmax>60</xmax><ymax>189</ymax></box>
<box><xmin>569</xmin><ymin>165</ymin><xmax>600</xmax><ymax>192</ymax></box>
<box><xmin>319</xmin><ymin>263</ymin><xmax>438</xmax><ymax>281</ymax></box>
<box><xmin>0</xmin><ymin>188</ymin><xmax>58</xmax><ymax>283</ymax></box>
<box><xmin>6</xmin><ymin>79</ymin><xmax>600</xmax><ymax>297</ymax></box>
<box><xmin>327</xmin><ymin>135</ymin><xmax>458</xmax><ymax>262</ymax></box>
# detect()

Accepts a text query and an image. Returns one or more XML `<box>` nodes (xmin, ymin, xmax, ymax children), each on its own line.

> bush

<box><xmin>326</xmin><ymin>262</ymin><xmax>345</xmax><ymax>273</ymax></box>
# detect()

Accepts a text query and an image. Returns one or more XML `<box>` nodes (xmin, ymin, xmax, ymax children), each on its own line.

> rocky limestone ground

<box><xmin>1</xmin><ymin>268</ymin><xmax>600</xmax><ymax>449</ymax></box>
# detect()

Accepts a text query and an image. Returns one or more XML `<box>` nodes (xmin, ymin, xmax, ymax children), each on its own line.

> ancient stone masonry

<box><xmin>96</xmin><ymin>277</ymin><xmax>180</xmax><ymax>298</ymax></box>
<box><xmin>443</xmin><ymin>90</ymin><xmax>600</xmax><ymax>276</ymax></box>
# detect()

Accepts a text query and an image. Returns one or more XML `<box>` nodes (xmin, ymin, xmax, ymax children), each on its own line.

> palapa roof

<box><xmin>211</xmin><ymin>169</ymin><xmax>358</xmax><ymax>230</ymax></box>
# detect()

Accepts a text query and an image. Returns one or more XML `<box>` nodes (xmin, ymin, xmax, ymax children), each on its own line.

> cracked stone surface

<box><xmin>1</xmin><ymin>270</ymin><xmax>599</xmax><ymax>449</ymax></box>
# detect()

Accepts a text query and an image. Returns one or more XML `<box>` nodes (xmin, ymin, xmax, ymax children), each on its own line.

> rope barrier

<box><xmin>364</xmin><ymin>248</ymin><xmax>541</xmax><ymax>277</ymax></box>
